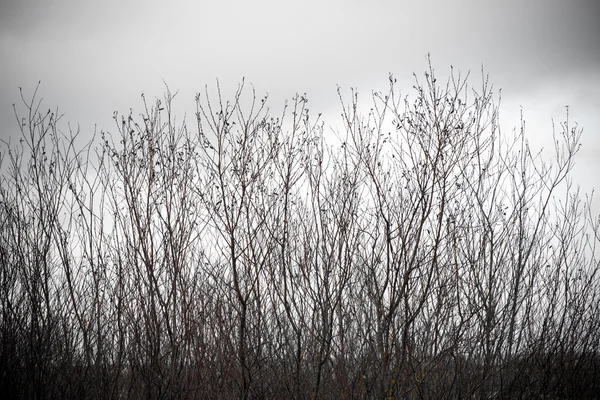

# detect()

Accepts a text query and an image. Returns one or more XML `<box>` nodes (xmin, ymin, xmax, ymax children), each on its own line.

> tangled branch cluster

<box><xmin>1</xmin><ymin>64</ymin><xmax>599</xmax><ymax>399</ymax></box>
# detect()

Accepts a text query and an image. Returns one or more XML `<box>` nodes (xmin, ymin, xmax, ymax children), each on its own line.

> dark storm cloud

<box><xmin>1</xmin><ymin>0</ymin><xmax>597</xmax><ymax>106</ymax></box>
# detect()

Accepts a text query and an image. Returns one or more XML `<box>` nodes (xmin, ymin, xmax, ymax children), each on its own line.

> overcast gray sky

<box><xmin>1</xmin><ymin>0</ymin><xmax>599</xmax><ymax>213</ymax></box>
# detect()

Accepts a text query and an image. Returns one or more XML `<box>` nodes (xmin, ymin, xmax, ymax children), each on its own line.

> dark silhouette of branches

<box><xmin>1</xmin><ymin>62</ymin><xmax>599</xmax><ymax>399</ymax></box>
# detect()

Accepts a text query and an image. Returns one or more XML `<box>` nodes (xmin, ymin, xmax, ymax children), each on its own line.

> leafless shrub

<box><xmin>1</xmin><ymin>60</ymin><xmax>598</xmax><ymax>399</ymax></box>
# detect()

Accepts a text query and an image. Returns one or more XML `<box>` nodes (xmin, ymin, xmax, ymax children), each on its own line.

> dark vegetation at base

<box><xmin>1</xmin><ymin>348</ymin><xmax>599</xmax><ymax>398</ymax></box>
<box><xmin>1</xmin><ymin>61</ymin><xmax>599</xmax><ymax>398</ymax></box>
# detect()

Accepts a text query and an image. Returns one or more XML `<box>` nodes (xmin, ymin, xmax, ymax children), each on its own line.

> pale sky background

<box><xmin>1</xmin><ymin>0</ymin><xmax>599</xmax><ymax>215</ymax></box>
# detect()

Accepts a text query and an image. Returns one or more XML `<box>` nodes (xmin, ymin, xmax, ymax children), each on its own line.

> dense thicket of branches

<box><xmin>1</xmin><ymin>64</ymin><xmax>599</xmax><ymax>399</ymax></box>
